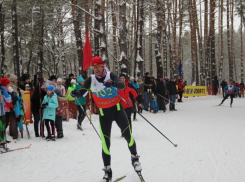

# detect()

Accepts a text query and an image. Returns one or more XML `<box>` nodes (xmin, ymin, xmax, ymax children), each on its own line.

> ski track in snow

<box><xmin>1</xmin><ymin>96</ymin><xmax>245</xmax><ymax>182</ymax></box>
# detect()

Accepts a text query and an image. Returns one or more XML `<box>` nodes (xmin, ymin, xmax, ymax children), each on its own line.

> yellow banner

<box><xmin>183</xmin><ymin>86</ymin><xmax>207</xmax><ymax>97</ymax></box>
<box><xmin>23</xmin><ymin>91</ymin><xmax>31</xmax><ymax>123</ymax></box>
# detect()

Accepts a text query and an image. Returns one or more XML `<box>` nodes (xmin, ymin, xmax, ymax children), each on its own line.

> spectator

<box><xmin>177</xmin><ymin>78</ymin><xmax>185</xmax><ymax>102</ymax></box>
<box><xmin>20</xmin><ymin>74</ymin><xmax>33</xmax><ymax>90</ymax></box>
<box><xmin>220</xmin><ymin>79</ymin><xmax>227</xmax><ymax>98</ymax></box>
<box><xmin>213</xmin><ymin>76</ymin><xmax>219</xmax><ymax>95</ymax></box>
<box><xmin>75</xmin><ymin>76</ymin><xmax>87</xmax><ymax>131</ymax></box>
<box><xmin>137</xmin><ymin>77</ymin><xmax>144</xmax><ymax>114</ymax></box>
<box><xmin>129</xmin><ymin>76</ymin><xmax>139</xmax><ymax>121</ymax></box>
<box><xmin>118</xmin><ymin>74</ymin><xmax>142</xmax><ymax>136</ymax></box>
<box><xmin>65</xmin><ymin>74</ymin><xmax>75</xmax><ymax>89</ymax></box>
<box><xmin>54</xmin><ymin>88</ymin><xmax>67</xmax><ymax>138</ymax></box>
<box><xmin>41</xmin><ymin>85</ymin><xmax>58</xmax><ymax>141</ymax></box>
<box><xmin>157</xmin><ymin>78</ymin><xmax>166</xmax><ymax>112</ymax></box>
<box><xmin>166</xmin><ymin>77</ymin><xmax>178</xmax><ymax>111</ymax></box>
<box><xmin>49</xmin><ymin>75</ymin><xmax>57</xmax><ymax>83</ymax></box>
<box><xmin>240</xmin><ymin>81</ymin><xmax>244</xmax><ymax>97</ymax></box>
<box><xmin>143</xmin><ymin>72</ymin><xmax>153</xmax><ymax>111</ymax></box>
<box><xmin>57</xmin><ymin>78</ymin><xmax>66</xmax><ymax>96</ymax></box>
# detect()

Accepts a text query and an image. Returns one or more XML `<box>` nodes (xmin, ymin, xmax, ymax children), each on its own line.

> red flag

<box><xmin>83</xmin><ymin>31</ymin><xmax>93</xmax><ymax>71</ymax></box>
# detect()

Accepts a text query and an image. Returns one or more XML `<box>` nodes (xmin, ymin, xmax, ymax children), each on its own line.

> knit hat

<box><xmin>47</xmin><ymin>85</ymin><xmax>55</xmax><ymax>92</ymax></box>
<box><xmin>69</xmin><ymin>73</ymin><xmax>74</xmax><ymax>78</ymax></box>
<box><xmin>57</xmin><ymin>78</ymin><xmax>62</xmax><ymax>83</ymax></box>
<box><xmin>130</xmin><ymin>76</ymin><xmax>135</xmax><ymax>80</ymax></box>
<box><xmin>119</xmin><ymin>73</ymin><xmax>126</xmax><ymax>79</ymax></box>
<box><xmin>144</xmin><ymin>72</ymin><xmax>150</xmax><ymax>76</ymax></box>
<box><xmin>6</xmin><ymin>73</ymin><xmax>17</xmax><ymax>82</ymax></box>
<box><xmin>21</xmin><ymin>74</ymin><xmax>30</xmax><ymax>82</ymax></box>
<box><xmin>77</xmin><ymin>76</ymin><xmax>84</xmax><ymax>84</ymax></box>
<box><xmin>138</xmin><ymin>77</ymin><xmax>142</xmax><ymax>80</ymax></box>
<box><xmin>41</xmin><ymin>82</ymin><xmax>49</xmax><ymax>89</ymax></box>
<box><xmin>54</xmin><ymin>88</ymin><xmax>62</xmax><ymax>96</ymax></box>
<box><xmin>91</xmin><ymin>56</ymin><xmax>104</xmax><ymax>66</ymax></box>
<box><xmin>71</xmin><ymin>79</ymin><xmax>76</xmax><ymax>84</ymax></box>
<box><xmin>178</xmin><ymin>78</ymin><xmax>182</xmax><ymax>81</ymax></box>
<box><xmin>160</xmin><ymin>78</ymin><xmax>164</xmax><ymax>82</ymax></box>
<box><xmin>1</xmin><ymin>77</ymin><xmax>10</xmax><ymax>86</ymax></box>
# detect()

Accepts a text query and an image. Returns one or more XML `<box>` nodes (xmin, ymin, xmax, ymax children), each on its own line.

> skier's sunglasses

<box><xmin>91</xmin><ymin>64</ymin><xmax>102</xmax><ymax>69</ymax></box>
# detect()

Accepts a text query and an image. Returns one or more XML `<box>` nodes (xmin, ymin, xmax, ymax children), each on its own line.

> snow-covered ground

<box><xmin>2</xmin><ymin>95</ymin><xmax>245</xmax><ymax>182</ymax></box>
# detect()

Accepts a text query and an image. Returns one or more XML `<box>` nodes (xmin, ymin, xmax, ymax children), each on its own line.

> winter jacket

<box><xmin>42</xmin><ymin>93</ymin><xmax>58</xmax><ymax>121</ymax></box>
<box><xmin>177</xmin><ymin>80</ymin><xmax>184</xmax><ymax>92</ymax></box>
<box><xmin>0</xmin><ymin>87</ymin><xmax>11</xmax><ymax>116</ymax></box>
<box><xmin>75</xmin><ymin>84</ymin><xmax>86</xmax><ymax>105</ymax></box>
<box><xmin>118</xmin><ymin>80</ymin><xmax>140</xmax><ymax>109</ymax></box>
<box><xmin>166</xmin><ymin>81</ymin><xmax>178</xmax><ymax>95</ymax></box>
<box><xmin>130</xmin><ymin>81</ymin><xmax>139</xmax><ymax>89</ymax></box>
<box><xmin>56</xmin><ymin>96</ymin><xmax>68</xmax><ymax>116</ymax></box>
<box><xmin>157</xmin><ymin>81</ymin><xmax>166</xmax><ymax>97</ymax></box>
<box><xmin>31</xmin><ymin>84</ymin><xmax>46</xmax><ymax>113</ymax></box>
<box><xmin>143</xmin><ymin>77</ymin><xmax>153</xmax><ymax>92</ymax></box>
<box><xmin>220</xmin><ymin>81</ymin><xmax>227</xmax><ymax>90</ymax></box>
<box><xmin>224</xmin><ymin>85</ymin><xmax>239</xmax><ymax>95</ymax></box>
<box><xmin>56</xmin><ymin>85</ymin><xmax>66</xmax><ymax>96</ymax></box>
<box><xmin>137</xmin><ymin>81</ymin><xmax>144</xmax><ymax>99</ymax></box>
<box><xmin>67</xmin><ymin>84</ymin><xmax>76</xmax><ymax>101</ymax></box>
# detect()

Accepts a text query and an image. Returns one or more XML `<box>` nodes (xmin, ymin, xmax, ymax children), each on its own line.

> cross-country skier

<box><xmin>71</xmin><ymin>57</ymin><xmax>142</xmax><ymax>182</ymax></box>
<box><xmin>219</xmin><ymin>81</ymin><xmax>239</xmax><ymax>108</ymax></box>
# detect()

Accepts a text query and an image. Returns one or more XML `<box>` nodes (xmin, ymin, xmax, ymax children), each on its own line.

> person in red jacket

<box><xmin>177</xmin><ymin>78</ymin><xmax>185</xmax><ymax>102</ymax></box>
<box><xmin>118</xmin><ymin>74</ymin><xmax>142</xmax><ymax>136</ymax></box>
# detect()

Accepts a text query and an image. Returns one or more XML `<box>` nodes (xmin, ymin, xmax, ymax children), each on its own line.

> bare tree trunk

<box><xmin>119</xmin><ymin>0</ymin><xmax>128</xmax><ymax>75</ymax></box>
<box><xmin>204</xmin><ymin>0</ymin><xmax>209</xmax><ymax>85</ymax></box>
<box><xmin>231</xmin><ymin>0</ymin><xmax>236</xmax><ymax>81</ymax></box>
<box><xmin>219</xmin><ymin>0</ymin><xmax>224</xmax><ymax>82</ymax></box>
<box><xmin>149</xmin><ymin>1</ymin><xmax>153</xmax><ymax>76</ymax></box>
<box><xmin>134</xmin><ymin>0</ymin><xmax>144</xmax><ymax>78</ymax></box>
<box><xmin>177</xmin><ymin>0</ymin><xmax>183</xmax><ymax>79</ymax></box>
<box><xmin>162</xmin><ymin>3</ymin><xmax>167</xmax><ymax>78</ymax></box>
<box><xmin>37</xmin><ymin>7</ymin><xmax>44</xmax><ymax>77</ymax></box>
<box><xmin>94</xmin><ymin>1</ymin><xmax>100</xmax><ymax>57</ymax></box>
<box><xmin>0</xmin><ymin>2</ymin><xmax>6</xmax><ymax>77</ymax></box>
<box><xmin>167</xmin><ymin>2</ymin><xmax>173</xmax><ymax>78</ymax></box>
<box><xmin>227</xmin><ymin>0</ymin><xmax>232</xmax><ymax>81</ymax></box>
<box><xmin>155</xmin><ymin>0</ymin><xmax>163</xmax><ymax>79</ymax></box>
<box><xmin>111</xmin><ymin>0</ymin><xmax>118</xmax><ymax>74</ymax></box>
<box><xmin>210</xmin><ymin>0</ymin><xmax>216</xmax><ymax>85</ymax></box>
<box><xmin>241</xmin><ymin>0</ymin><xmax>244</xmax><ymax>82</ymax></box>
<box><xmin>12</xmin><ymin>0</ymin><xmax>20</xmax><ymax>78</ymax></box>
<box><xmin>188</xmin><ymin>0</ymin><xmax>197</xmax><ymax>84</ymax></box>
<box><xmin>172</xmin><ymin>0</ymin><xmax>178</xmax><ymax>78</ymax></box>
<box><xmin>71</xmin><ymin>0</ymin><xmax>86</xmax><ymax>77</ymax></box>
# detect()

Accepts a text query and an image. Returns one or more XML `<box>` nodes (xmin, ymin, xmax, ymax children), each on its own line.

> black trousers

<box><xmin>45</xmin><ymin>119</ymin><xmax>55</xmax><ymax>136</ymax></box>
<box><xmin>221</xmin><ymin>94</ymin><xmax>234</xmax><ymax>105</ymax></box>
<box><xmin>178</xmin><ymin>91</ymin><xmax>183</xmax><ymax>102</ymax></box>
<box><xmin>125</xmin><ymin>107</ymin><xmax>133</xmax><ymax>133</ymax></box>
<box><xmin>76</xmin><ymin>105</ymin><xmax>86</xmax><ymax>125</ymax></box>
<box><xmin>99</xmin><ymin>103</ymin><xmax>137</xmax><ymax>166</ymax></box>
<box><xmin>33</xmin><ymin>112</ymin><xmax>40</xmax><ymax>137</ymax></box>
<box><xmin>55</xmin><ymin>116</ymin><xmax>63</xmax><ymax>136</ymax></box>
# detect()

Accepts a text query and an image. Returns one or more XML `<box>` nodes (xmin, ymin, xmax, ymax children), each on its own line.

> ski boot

<box><xmin>0</xmin><ymin>142</ymin><xmax>9</xmax><ymax>153</ymax></box>
<box><xmin>77</xmin><ymin>123</ymin><xmax>83</xmax><ymax>131</ymax></box>
<box><xmin>100</xmin><ymin>166</ymin><xmax>112</xmax><ymax>182</ymax></box>
<box><xmin>219</xmin><ymin>102</ymin><xmax>223</xmax><ymax>106</ymax></box>
<box><xmin>57</xmin><ymin>133</ymin><xmax>64</xmax><ymax>139</ymax></box>
<box><xmin>172</xmin><ymin>106</ymin><xmax>177</xmax><ymax>111</ymax></box>
<box><xmin>46</xmin><ymin>135</ymin><xmax>51</xmax><ymax>141</ymax></box>
<box><xmin>21</xmin><ymin>132</ymin><xmax>23</xmax><ymax>139</ymax></box>
<box><xmin>50</xmin><ymin>135</ymin><xmax>55</xmax><ymax>141</ymax></box>
<box><xmin>131</xmin><ymin>154</ymin><xmax>142</xmax><ymax>172</ymax></box>
<box><xmin>133</xmin><ymin>118</ymin><xmax>138</xmax><ymax>121</ymax></box>
<box><xmin>230</xmin><ymin>104</ymin><xmax>232</xmax><ymax>108</ymax></box>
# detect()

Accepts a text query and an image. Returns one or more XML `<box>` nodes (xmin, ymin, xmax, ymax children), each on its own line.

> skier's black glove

<box><xmin>42</xmin><ymin>103</ymin><xmax>48</xmax><ymax>108</ymax></box>
<box><xmin>71</xmin><ymin>90</ymin><xmax>78</xmax><ymax>98</ymax></box>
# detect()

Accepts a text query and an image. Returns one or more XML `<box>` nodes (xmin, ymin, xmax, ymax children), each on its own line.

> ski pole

<box><xmin>111</xmin><ymin>89</ymin><xmax>177</xmax><ymax>147</ymax></box>
<box><xmin>74</xmin><ymin>97</ymin><xmax>101</xmax><ymax>140</ymax></box>
<box><xmin>157</xmin><ymin>93</ymin><xmax>177</xmax><ymax>106</ymax></box>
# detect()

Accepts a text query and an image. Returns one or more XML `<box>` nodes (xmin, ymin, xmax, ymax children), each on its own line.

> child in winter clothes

<box><xmin>57</xmin><ymin>78</ymin><xmax>69</xmax><ymax>121</ymax></box>
<box><xmin>5</xmin><ymin>73</ymin><xmax>24</xmax><ymax>141</ymax></box>
<box><xmin>42</xmin><ymin>85</ymin><xmax>58</xmax><ymax>140</ymax></box>
<box><xmin>54</xmin><ymin>88</ymin><xmax>67</xmax><ymax>138</ymax></box>
<box><xmin>0</xmin><ymin>84</ymin><xmax>12</xmax><ymax>149</ymax></box>
<box><xmin>75</xmin><ymin>76</ymin><xmax>87</xmax><ymax>130</ymax></box>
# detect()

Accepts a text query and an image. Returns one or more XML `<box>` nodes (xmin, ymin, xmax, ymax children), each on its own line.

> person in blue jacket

<box><xmin>219</xmin><ymin>81</ymin><xmax>239</xmax><ymax>107</ymax></box>
<box><xmin>75</xmin><ymin>76</ymin><xmax>87</xmax><ymax>131</ymax></box>
<box><xmin>42</xmin><ymin>85</ymin><xmax>58</xmax><ymax>140</ymax></box>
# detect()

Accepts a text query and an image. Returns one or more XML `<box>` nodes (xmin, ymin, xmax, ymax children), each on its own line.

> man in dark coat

<box><xmin>65</xmin><ymin>74</ymin><xmax>75</xmax><ymax>89</ymax></box>
<box><xmin>143</xmin><ymin>72</ymin><xmax>153</xmax><ymax>111</ymax></box>
<box><xmin>20</xmin><ymin>74</ymin><xmax>33</xmax><ymax>90</ymax></box>
<box><xmin>220</xmin><ymin>79</ymin><xmax>227</xmax><ymax>98</ymax></box>
<box><xmin>157</xmin><ymin>78</ymin><xmax>166</xmax><ymax>112</ymax></box>
<box><xmin>166</xmin><ymin>78</ymin><xmax>178</xmax><ymax>111</ymax></box>
<box><xmin>213</xmin><ymin>76</ymin><xmax>219</xmax><ymax>95</ymax></box>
